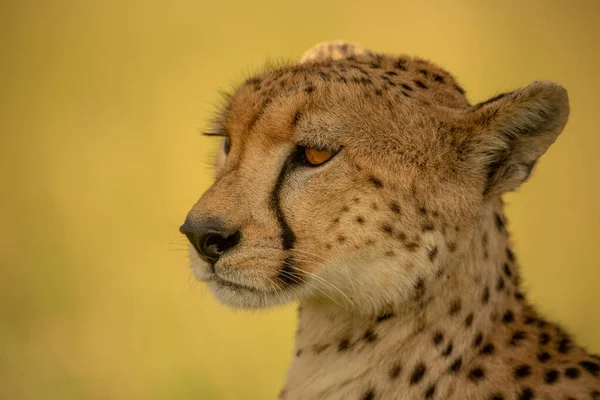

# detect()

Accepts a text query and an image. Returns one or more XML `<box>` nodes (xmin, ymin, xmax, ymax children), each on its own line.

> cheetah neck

<box><xmin>282</xmin><ymin>198</ymin><xmax>528</xmax><ymax>398</ymax></box>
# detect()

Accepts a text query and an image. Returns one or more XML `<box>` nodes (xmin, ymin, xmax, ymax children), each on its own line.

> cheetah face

<box><xmin>180</xmin><ymin>43</ymin><xmax>569</xmax><ymax>313</ymax></box>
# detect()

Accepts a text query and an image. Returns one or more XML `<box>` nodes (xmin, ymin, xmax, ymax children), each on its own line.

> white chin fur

<box><xmin>207</xmin><ymin>280</ymin><xmax>297</xmax><ymax>309</ymax></box>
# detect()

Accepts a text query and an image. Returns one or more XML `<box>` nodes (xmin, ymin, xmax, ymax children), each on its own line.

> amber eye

<box><xmin>302</xmin><ymin>147</ymin><xmax>335</xmax><ymax>166</ymax></box>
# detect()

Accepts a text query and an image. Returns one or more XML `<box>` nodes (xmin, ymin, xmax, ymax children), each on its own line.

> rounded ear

<box><xmin>458</xmin><ymin>81</ymin><xmax>570</xmax><ymax>197</ymax></box>
<box><xmin>299</xmin><ymin>40</ymin><xmax>374</xmax><ymax>64</ymax></box>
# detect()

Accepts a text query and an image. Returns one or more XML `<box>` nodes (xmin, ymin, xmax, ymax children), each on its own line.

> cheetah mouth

<box><xmin>210</xmin><ymin>275</ymin><xmax>261</xmax><ymax>293</ymax></box>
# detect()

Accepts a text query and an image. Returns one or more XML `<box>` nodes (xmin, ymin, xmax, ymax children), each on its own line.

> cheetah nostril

<box><xmin>179</xmin><ymin>221</ymin><xmax>241</xmax><ymax>264</ymax></box>
<box><xmin>201</xmin><ymin>231</ymin><xmax>241</xmax><ymax>261</ymax></box>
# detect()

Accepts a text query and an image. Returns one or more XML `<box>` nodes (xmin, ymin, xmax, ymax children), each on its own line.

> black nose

<box><xmin>179</xmin><ymin>221</ymin><xmax>241</xmax><ymax>263</ymax></box>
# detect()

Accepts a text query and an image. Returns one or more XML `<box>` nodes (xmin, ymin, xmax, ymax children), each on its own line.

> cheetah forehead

<box><xmin>214</xmin><ymin>41</ymin><xmax>473</xmax><ymax>144</ymax></box>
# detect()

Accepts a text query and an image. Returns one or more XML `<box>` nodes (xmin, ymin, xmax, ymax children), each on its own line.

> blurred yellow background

<box><xmin>1</xmin><ymin>1</ymin><xmax>599</xmax><ymax>399</ymax></box>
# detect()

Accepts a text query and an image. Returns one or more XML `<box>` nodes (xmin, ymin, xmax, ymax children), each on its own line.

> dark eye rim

<box><xmin>223</xmin><ymin>137</ymin><xmax>231</xmax><ymax>154</ymax></box>
<box><xmin>293</xmin><ymin>145</ymin><xmax>342</xmax><ymax>168</ymax></box>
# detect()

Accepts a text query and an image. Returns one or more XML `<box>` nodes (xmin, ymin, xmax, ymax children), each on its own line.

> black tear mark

<box><xmin>271</xmin><ymin>154</ymin><xmax>296</xmax><ymax>250</ymax></box>
<box><xmin>277</xmin><ymin>256</ymin><xmax>301</xmax><ymax>287</ymax></box>
<box><xmin>270</xmin><ymin>154</ymin><xmax>298</xmax><ymax>284</ymax></box>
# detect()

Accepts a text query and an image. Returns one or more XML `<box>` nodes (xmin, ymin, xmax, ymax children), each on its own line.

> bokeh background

<box><xmin>1</xmin><ymin>1</ymin><xmax>599</xmax><ymax>399</ymax></box>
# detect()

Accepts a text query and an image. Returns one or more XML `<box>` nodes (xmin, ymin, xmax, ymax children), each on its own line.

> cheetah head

<box><xmin>180</xmin><ymin>42</ymin><xmax>569</xmax><ymax>313</ymax></box>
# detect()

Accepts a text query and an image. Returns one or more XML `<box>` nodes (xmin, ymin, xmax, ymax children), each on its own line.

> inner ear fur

<box><xmin>457</xmin><ymin>81</ymin><xmax>569</xmax><ymax>197</ymax></box>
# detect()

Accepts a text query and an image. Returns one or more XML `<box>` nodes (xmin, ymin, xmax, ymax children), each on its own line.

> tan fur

<box><xmin>183</xmin><ymin>41</ymin><xmax>599</xmax><ymax>399</ymax></box>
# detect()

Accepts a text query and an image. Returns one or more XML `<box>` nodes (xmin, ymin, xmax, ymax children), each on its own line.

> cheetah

<box><xmin>180</xmin><ymin>41</ymin><xmax>600</xmax><ymax>399</ymax></box>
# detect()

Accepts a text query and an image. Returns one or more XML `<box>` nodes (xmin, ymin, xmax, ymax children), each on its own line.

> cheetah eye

<box><xmin>297</xmin><ymin>146</ymin><xmax>338</xmax><ymax>167</ymax></box>
<box><xmin>223</xmin><ymin>137</ymin><xmax>231</xmax><ymax>155</ymax></box>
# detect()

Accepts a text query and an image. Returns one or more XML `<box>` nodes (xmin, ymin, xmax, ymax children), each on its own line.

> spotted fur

<box><xmin>182</xmin><ymin>41</ymin><xmax>598</xmax><ymax>399</ymax></box>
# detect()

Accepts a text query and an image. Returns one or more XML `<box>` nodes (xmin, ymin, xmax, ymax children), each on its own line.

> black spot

<box><xmin>390</xmin><ymin>363</ymin><xmax>402</xmax><ymax>379</ymax></box>
<box><xmin>419</xmin><ymin>206</ymin><xmax>427</xmax><ymax>215</ymax></box>
<box><xmin>381</xmin><ymin>224</ymin><xmax>394</xmax><ymax>235</ymax></box>
<box><xmin>376</xmin><ymin>311</ymin><xmax>394</xmax><ymax>323</ymax></box>
<box><xmin>395</xmin><ymin>60</ymin><xmax>406</xmax><ymax>71</ymax></box>
<box><xmin>537</xmin><ymin>352</ymin><xmax>551</xmax><ymax>363</ymax></box>
<box><xmin>424</xmin><ymin>384</ymin><xmax>436</xmax><ymax>398</ymax></box>
<box><xmin>449</xmin><ymin>300</ymin><xmax>462</xmax><ymax>316</ymax></box>
<box><xmin>363</xmin><ymin>330</ymin><xmax>377</xmax><ymax>342</ymax></box>
<box><xmin>433</xmin><ymin>74</ymin><xmax>445</xmax><ymax>84</ymax></box>
<box><xmin>591</xmin><ymin>390</ymin><xmax>600</xmax><ymax>400</ymax></box>
<box><xmin>539</xmin><ymin>332</ymin><xmax>551</xmax><ymax>345</ymax></box>
<box><xmin>490</xmin><ymin>394</ymin><xmax>504</xmax><ymax>400</ymax></box>
<box><xmin>557</xmin><ymin>337</ymin><xmax>571</xmax><ymax>354</ymax></box>
<box><xmin>481</xmin><ymin>343</ymin><xmax>495</xmax><ymax>355</ymax></box>
<box><xmin>579</xmin><ymin>361</ymin><xmax>600</xmax><ymax>376</ymax></box>
<box><xmin>388</xmin><ymin>202</ymin><xmax>402</xmax><ymax>215</ymax></box>
<box><xmin>296</xmin><ymin>349</ymin><xmax>303</xmax><ymax>357</ymax></box>
<box><xmin>374</xmin><ymin>88</ymin><xmax>383</xmax><ymax>96</ymax></box>
<box><xmin>502</xmin><ymin>310</ymin><xmax>514</xmax><ymax>323</ymax></box>
<box><xmin>495</xmin><ymin>213</ymin><xmax>506</xmax><ymax>230</ymax></box>
<box><xmin>503</xmin><ymin>263</ymin><xmax>512</xmax><ymax>277</ymax></box>
<box><xmin>362</xmin><ymin>389</ymin><xmax>375</xmax><ymax>400</ymax></box>
<box><xmin>523</xmin><ymin>315</ymin><xmax>537</xmax><ymax>325</ymax></box>
<box><xmin>441</xmin><ymin>342</ymin><xmax>453</xmax><ymax>357</ymax></box>
<box><xmin>405</xmin><ymin>242</ymin><xmax>419</xmax><ymax>251</ymax></box>
<box><xmin>496</xmin><ymin>276</ymin><xmax>505</xmax><ymax>291</ymax></box>
<box><xmin>514</xmin><ymin>364</ymin><xmax>532</xmax><ymax>379</ymax></box>
<box><xmin>338</xmin><ymin>235</ymin><xmax>346</xmax><ymax>243</ymax></box>
<box><xmin>482</xmin><ymin>287</ymin><xmax>490</xmax><ymax>304</ymax></box>
<box><xmin>414</xmin><ymin>80</ymin><xmax>428</xmax><ymax>89</ymax></box>
<box><xmin>312</xmin><ymin>344</ymin><xmax>330</xmax><ymax>354</ymax></box>
<box><xmin>473</xmin><ymin>332</ymin><xmax>483</xmax><ymax>347</ymax></box>
<box><xmin>245</xmin><ymin>77</ymin><xmax>261</xmax><ymax>89</ymax></box>
<box><xmin>515</xmin><ymin>291</ymin><xmax>525</xmax><ymax>301</ymax></box>
<box><xmin>422</xmin><ymin>223</ymin><xmax>435</xmax><ymax>232</ymax></box>
<box><xmin>543</xmin><ymin>369</ymin><xmax>559</xmax><ymax>384</ymax></box>
<box><xmin>518</xmin><ymin>388</ymin><xmax>535</xmax><ymax>400</ymax></box>
<box><xmin>369</xmin><ymin>176</ymin><xmax>383</xmax><ymax>188</ymax></box>
<box><xmin>304</xmin><ymin>85</ymin><xmax>314</xmax><ymax>94</ymax></box>
<box><xmin>414</xmin><ymin>278</ymin><xmax>426</xmax><ymax>298</ymax></box>
<box><xmin>537</xmin><ymin>320</ymin><xmax>548</xmax><ymax>328</ymax></box>
<box><xmin>468</xmin><ymin>367</ymin><xmax>486</xmax><ymax>382</ymax></box>
<box><xmin>291</xmin><ymin>111</ymin><xmax>302</xmax><ymax>127</ymax></box>
<box><xmin>447</xmin><ymin>242</ymin><xmax>457</xmax><ymax>253</ymax></box>
<box><xmin>410</xmin><ymin>363</ymin><xmax>426</xmax><ymax>384</ymax></box>
<box><xmin>356</xmin><ymin>216</ymin><xmax>365</xmax><ymax>224</ymax></box>
<box><xmin>454</xmin><ymin>84</ymin><xmax>466</xmax><ymax>95</ymax></box>
<box><xmin>385</xmin><ymin>70</ymin><xmax>398</xmax><ymax>76</ymax></box>
<box><xmin>510</xmin><ymin>331</ymin><xmax>527</xmax><ymax>346</ymax></box>
<box><xmin>338</xmin><ymin>339</ymin><xmax>351</xmax><ymax>351</ymax></box>
<box><xmin>565</xmin><ymin>367</ymin><xmax>580</xmax><ymax>379</ymax></box>
<box><xmin>448</xmin><ymin>357</ymin><xmax>462</xmax><ymax>373</ymax></box>
<box><xmin>401</xmin><ymin>83</ymin><xmax>413</xmax><ymax>91</ymax></box>
<box><xmin>433</xmin><ymin>331</ymin><xmax>444</xmax><ymax>345</ymax></box>
<box><xmin>465</xmin><ymin>313</ymin><xmax>474</xmax><ymax>327</ymax></box>
<box><xmin>506</xmin><ymin>248</ymin><xmax>515</xmax><ymax>262</ymax></box>
<box><xmin>427</xmin><ymin>246</ymin><xmax>439</xmax><ymax>262</ymax></box>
